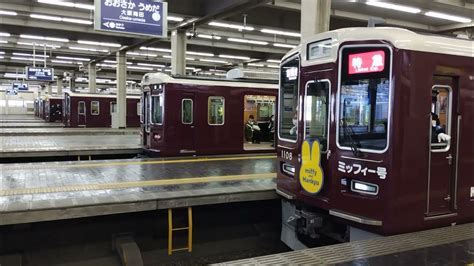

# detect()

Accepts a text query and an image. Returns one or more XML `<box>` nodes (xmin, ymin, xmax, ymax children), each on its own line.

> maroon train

<box><xmin>63</xmin><ymin>91</ymin><xmax>141</xmax><ymax>127</ymax></box>
<box><xmin>140</xmin><ymin>73</ymin><xmax>278</xmax><ymax>156</ymax></box>
<box><xmin>44</xmin><ymin>96</ymin><xmax>63</xmax><ymax>122</ymax></box>
<box><xmin>276</xmin><ymin>27</ymin><xmax>473</xmax><ymax>247</ymax></box>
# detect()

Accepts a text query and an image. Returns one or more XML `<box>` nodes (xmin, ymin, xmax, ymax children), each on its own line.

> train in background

<box><xmin>63</xmin><ymin>91</ymin><xmax>141</xmax><ymax>128</ymax></box>
<box><xmin>275</xmin><ymin>27</ymin><xmax>473</xmax><ymax>248</ymax></box>
<box><xmin>140</xmin><ymin>73</ymin><xmax>278</xmax><ymax>156</ymax></box>
<box><xmin>44</xmin><ymin>96</ymin><xmax>63</xmax><ymax>122</ymax></box>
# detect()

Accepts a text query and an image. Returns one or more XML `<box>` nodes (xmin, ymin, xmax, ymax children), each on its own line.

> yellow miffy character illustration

<box><xmin>299</xmin><ymin>140</ymin><xmax>324</xmax><ymax>194</ymax></box>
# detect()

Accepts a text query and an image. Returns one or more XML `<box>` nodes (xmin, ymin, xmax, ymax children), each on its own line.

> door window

<box><xmin>91</xmin><ymin>101</ymin><xmax>100</xmax><ymax>115</ymax></box>
<box><xmin>78</xmin><ymin>101</ymin><xmax>85</xmax><ymax>115</ymax></box>
<box><xmin>304</xmin><ymin>80</ymin><xmax>330</xmax><ymax>151</ymax></box>
<box><xmin>151</xmin><ymin>94</ymin><xmax>164</xmax><ymax>124</ymax></box>
<box><xmin>208</xmin><ymin>96</ymin><xmax>224</xmax><ymax>125</ymax></box>
<box><xmin>182</xmin><ymin>99</ymin><xmax>193</xmax><ymax>124</ymax></box>
<box><xmin>431</xmin><ymin>86</ymin><xmax>452</xmax><ymax>151</ymax></box>
<box><xmin>278</xmin><ymin>56</ymin><xmax>300</xmax><ymax>141</ymax></box>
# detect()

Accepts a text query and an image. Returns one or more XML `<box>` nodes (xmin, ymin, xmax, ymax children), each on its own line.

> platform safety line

<box><xmin>0</xmin><ymin>172</ymin><xmax>276</xmax><ymax>196</ymax></box>
<box><xmin>5</xmin><ymin>155</ymin><xmax>277</xmax><ymax>170</ymax></box>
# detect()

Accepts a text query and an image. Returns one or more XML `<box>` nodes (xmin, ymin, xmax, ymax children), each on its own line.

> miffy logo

<box><xmin>299</xmin><ymin>140</ymin><xmax>324</xmax><ymax>194</ymax></box>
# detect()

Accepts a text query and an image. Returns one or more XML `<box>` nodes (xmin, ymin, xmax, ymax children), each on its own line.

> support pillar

<box><xmin>88</xmin><ymin>63</ymin><xmax>97</xmax><ymax>94</ymax></box>
<box><xmin>116</xmin><ymin>50</ymin><xmax>127</xmax><ymax>129</ymax></box>
<box><xmin>300</xmin><ymin>0</ymin><xmax>331</xmax><ymax>40</ymax></box>
<box><xmin>171</xmin><ymin>29</ymin><xmax>186</xmax><ymax>76</ymax></box>
<box><xmin>57</xmin><ymin>78</ymin><xmax>63</xmax><ymax>95</ymax></box>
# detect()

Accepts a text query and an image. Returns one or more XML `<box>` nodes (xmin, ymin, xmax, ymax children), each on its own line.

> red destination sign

<box><xmin>348</xmin><ymin>50</ymin><xmax>385</xmax><ymax>74</ymax></box>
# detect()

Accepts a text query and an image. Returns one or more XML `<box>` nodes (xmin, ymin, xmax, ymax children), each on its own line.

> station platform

<box><xmin>219</xmin><ymin>223</ymin><xmax>474</xmax><ymax>265</ymax></box>
<box><xmin>0</xmin><ymin>154</ymin><xmax>277</xmax><ymax>225</ymax></box>
<box><xmin>0</xmin><ymin>127</ymin><xmax>139</xmax><ymax>136</ymax></box>
<box><xmin>0</xmin><ymin>114</ymin><xmax>41</xmax><ymax>122</ymax></box>
<box><xmin>0</xmin><ymin>134</ymin><xmax>141</xmax><ymax>158</ymax></box>
<box><xmin>0</xmin><ymin>122</ymin><xmax>63</xmax><ymax>128</ymax></box>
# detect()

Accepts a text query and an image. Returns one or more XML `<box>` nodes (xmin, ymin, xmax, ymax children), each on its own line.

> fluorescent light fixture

<box><xmin>162</xmin><ymin>55</ymin><xmax>171</xmax><ymax>59</ymax></box>
<box><xmin>12</xmin><ymin>52</ymin><xmax>49</xmax><ymax>58</ymax></box>
<box><xmin>140</xmin><ymin>46</ymin><xmax>171</xmax><ymax>53</ymax></box>
<box><xmin>78</xmin><ymin>40</ymin><xmax>121</xmax><ymax>47</ymax></box>
<box><xmin>266</xmin><ymin>59</ymin><xmax>280</xmax><ymax>63</ymax></box>
<box><xmin>0</xmin><ymin>32</ymin><xmax>10</xmax><ymax>37</ymax></box>
<box><xmin>186</xmin><ymin>51</ymin><xmax>214</xmax><ymax>57</ymax></box>
<box><xmin>218</xmin><ymin>54</ymin><xmax>250</xmax><ymax>60</ymax></box>
<box><xmin>366</xmin><ymin>1</ymin><xmax>421</xmax><ymax>13</ymax></box>
<box><xmin>0</xmin><ymin>40</ymin><xmax>7</xmax><ymax>44</ymax></box>
<box><xmin>228</xmin><ymin>38</ymin><xmax>268</xmax><ymax>45</ymax></box>
<box><xmin>20</xmin><ymin>34</ymin><xmax>69</xmax><ymax>42</ymax></box>
<box><xmin>37</xmin><ymin>0</ymin><xmax>94</xmax><ymax>10</ymax></box>
<box><xmin>273</xmin><ymin>43</ymin><xmax>297</xmax><ymax>49</ymax></box>
<box><xmin>17</xmin><ymin>41</ymin><xmax>61</xmax><ymax>48</ymax></box>
<box><xmin>199</xmin><ymin>59</ymin><xmax>229</xmax><ymax>64</ymax></box>
<box><xmin>186</xmin><ymin>57</ymin><xmax>195</xmax><ymax>61</ymax></box>
<box><xmin>137</xmin><ymin>63</ymin><xmax>165</xmax><ymax>68</ymax></box>
<box><xmin>128</xmin><ymin>66</ymin><xmax>153</xmax><ymax>71</ymax></box>
<box><xmin>56</xmin><ymin>56</ymin><xmax>90</xmax><ymax>61</ymax></box>
<box><xmin>0</xmin><ymin>56</ymin><xmax>4</xmax><ymax>59</ymax></box>
<box><xmin>208</xmin><ymin>21</ymin><xmax>254</xmax><ymax>31</ymax></box>
<box><xmin>0</xmin><ymin>10</ymin><xmax>18</xmax><ymax>16</ymax></box>
<box><xmin>126</xmin><ymin>51</ymin><xmax>158</xmax><ymax>57</ymax></box>
<box><xmin>30</xmin><ymin>14</ymin><xmax>61</xmax><ymax>21</ymax></box>
<box><xmin>51</xmin><ymin>59</ymin><xmax>73</xmax><ymax>64</ymax></box>
<box><xmin>425</xmin><ymin>11</ymin><xmax>472</xmax><ymax>23</ymax></box>
<box><xmin>260</xmin><ymin>28</ymin><xmax>300</xmax><ymax>38</ymax></box>
<box><xmin>266</xmin><ymin>64</ymin><xmax>279</xmax><ymax>68</ymax></box>
<box><xmin>104</xmin><ymin>60</ymin><xmax>132</xmax><ymax>65</ymax></box>
<box><xmin>197</xmin><ymin>34</ymin><xmax>221</xmax><ymax>40</ymax></box>
<box><xmin>167</xmin><ymin>15</ymin><xmax>184</xmax><ymax>22</ymax></box>
<box><xmin>62</xmin><ymin>18</ymin><xmax>93</xmax><ymax>25</ymax></box>
<box><xmin>11</xmin><ymin>57</ymin><xmax>35</xmax><ymax>61</ymax></box>
<box><xmin>0</xmin><ymin>51</ymin><xmax>4</xmax><ymax>54</ymax></box>
<box><xmin>248</xmin><ymin>63</ymin><xmax>264</xmax><ymax>67</ymax></box>
<box><xmin>164</xmin><ymin>69</ymin><xmax>172</xmax><ymax>72</ymax></box>
<box><xmin>5</xmin><ymin>73</ymin><xmax>26</xmax><ymax>78</ymax></box>
<box><xmin>69</xmin><ymin>46</ymin><xmax>109</xmax><ymax>52</ymax></box>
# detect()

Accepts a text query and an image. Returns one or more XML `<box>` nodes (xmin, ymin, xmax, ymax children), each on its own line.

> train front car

<box><xmin>276</xmin><ymin>27</ymin><xmax>474</xmax><ymax>248</ymax></box>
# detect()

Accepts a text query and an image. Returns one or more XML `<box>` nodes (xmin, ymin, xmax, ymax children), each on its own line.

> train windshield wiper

<box><xmin>342</xmin><ymin>118</ymin><xmax>362</xmax><ymax>157</ymax></box>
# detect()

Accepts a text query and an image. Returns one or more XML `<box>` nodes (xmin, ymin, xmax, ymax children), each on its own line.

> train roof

<box><xmin>141</xmin><ymin>73</ymin><xmax>278</xmax><ymax>89</ymax></box>
<box><xmin>283</xmin><ymin>27</ymin><xmax>473</xmax><ymax>67</ymax></box>
<box><xmin>65</xmin><ymin>91</ymin><xmax>140</xmax><ymax>99</ymax></box>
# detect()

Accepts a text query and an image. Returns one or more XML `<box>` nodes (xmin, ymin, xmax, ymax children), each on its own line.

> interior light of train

<box><xmin>348</xmin><ymin>50</ymin><xmax>385</xmax><ymax>75</ymax></box>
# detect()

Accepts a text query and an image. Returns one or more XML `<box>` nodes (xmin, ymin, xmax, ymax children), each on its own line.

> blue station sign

<box><xmin>26</xmin><ymin>67</ymin><xmax>54</xmax><ymax>81</ymax></box>
<box><xmin>94</xmin><ymin>0</ymin><xmax>168</xmax><ymax>38</ymax></box>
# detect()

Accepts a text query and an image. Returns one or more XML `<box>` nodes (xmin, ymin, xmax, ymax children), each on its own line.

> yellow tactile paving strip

<box><xmin>0</xmin><ymin>172</ymin><xmax>276</xmax><ymax>197</ymax></box>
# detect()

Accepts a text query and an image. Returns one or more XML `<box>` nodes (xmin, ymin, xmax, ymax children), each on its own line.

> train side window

<box><xmin>137</xmin><ymin>102</ymin><xmax>141</xmax><ymax>116</ymax></box>
<box><xmin>182</xmin><ymin>99</ymin><xmax>193</xmax><ymax>124</ymax></box>
<box><xmin>431</xmin><ymin>86</ymin><xmax>451</xmax><ymax>150</ymax></box>
<box><xmin>91</xmin><ymin>101</ymin><xmax>100</xmax><ymax>115</ymax></box>
<box><xmin>208</xmin><ymin>96</ymin><xmax>225</xmax><ymax>125</ymax></box>
<box><xmin>304</xmin><ymin>80</ymin><xmax>330</xmax><ymax>151</ymax></box>
<box><xmin>151</xmin><ymin>94</ymin><xmax>163</xmax><ymax>125</ymax></box>
<box><xmin>78</xmin><ymin>101</ymin><xmax>85</xmax><ymax>115</ymax></box>
<box><xmin>110</xmin><ymin>102</ymin><xmax>117</xmax><ymax>113</ymax></box>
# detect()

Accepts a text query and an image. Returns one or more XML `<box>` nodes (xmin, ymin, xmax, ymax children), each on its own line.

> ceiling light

<box><xmin>0</xmin><ymin>40</ymin><xmax>7</xmax><ymax>44</ymax></box>
<box><xmin>260</xmin><ymin>28</ymin><xmax>301</xmax><ymax>38</ymax></box>
<box><xmin>78</xmin><ymin>40</ymin><xmax>121</xmax><ymax>47</ymax></box>
<box><xmin>248</xmin><ymin>63</ymin><xmax>264</xmax><ymax>67</ymax></box>
<box><xmin>0</xmin><ymin>32</ymin><xmax>10</xmax><ymax>37</ymax></box>
<box><xmin>273</xmin><ymin>43</ymin><xmax>297</xmax><ymax>49</ymax></box>
<box><xmin>62</xmin><ymin>18</ymin><xmax>93</xmax><ymax>25</ymax></box>
<box><xmin>5</xmin><ymin>73</ymin><xmax>26</xmax><ymax>78</ymax></box>
<box><xmin>197</xmin><ymin>34</ymin><xmax>221</xmax><ymax>40</ymax></box>
<box><xmin>56</xmin><ymin>56</ymin><xmax>90</xmax><ymax>61</ymax></box>
<box><xmin>137</xmin><ymin>63</ymin><xmax>165</xmax><ymax>68</ymax></box>
<box><xmin>17</xmin><ymin>41</ymin><xmax>61</xmax><ymax>48</ymax></box>
<box><xmin>266</xmin><ymin>64</ymin><xmax>279</xmax><ymax>68</ymax></box>
<box><xmin>0</xmin><ymin>56</ymin><xmax>4</xmax><ymax>59</ymax></box>
<box><xmin>0</xmin><ymin>10</ymin><xmax>18</xmax><ymax>16</ymax></box>
<box><xmin>128</xmin><ymin>66</ymin><xmax>153</xmax><ymax>71</ymax></box>
<box><xmin>0</xmin><ymin>52</ymin><xmax>4</xmax><ymax>54</ymax></box>
<box><xmin>69</xmin><ymin>46</ymin><xmax>109</xmax><ymax>52</ymax></box>
<box><xmin>425</xmin><ymin>11</ymin><xmax>472</xmax><ymax>23</ymax></box>
<box><xmin>219</xmin><ymin>54</ymin><xmax>250</xmax><ymax>60</ymax></box>
<box><xmin>168</xmin><ymin>15</ymin><xmax>184</xmax><ymax>22</ymax></box>
<box><xmin>266</xmin><ymin>59</ymin><xmax>280</xmax><ymax>63</ymax></box>
<box><xmin>11</xmin><ymin>57</ymin><xmax>35</xmax><ymax>61</ymax></box>
<box><xmin>37</xmin><ymin>0</ymin><xmax>94</xmax><ymax>10</ymax></box>
<box><xmin>162</xmin><ymin>55</ymin><xmax>171</xmax><ymax>59</ymax></box>
<box><xmin>51</xmin><ymin>60</ymin><xmax>73</xmax><ymax>64</ymax></box>
<box><xmin>12</xmin><ymin>52</ymin><xmax>49</xmax><ymax>58</ymax></box>
<box><xmin>30</xmin><ymin>14</ymin><xmax>61</xmax><ymax>21</ymax></box>
<box><xmin>366</xmin><ymin>1</ymin><xmax>421</xmax><ymax>13</ymax></box>
<box><xmin>140</xmin><ymin>46</ymin><xmax>171</xmax><ymax>53</ymax></box>
<box><xmin>187</xmin><ymin>51</ymin><xmax>214</xmax><ymax>57</ymax></box>
<box><xmin>126</xmin><ymin>51</ymin><xmax>158</xmax><ymax>57</ymax></box>
<box><xmin>20</xmin><ymin>34</ymin><xmax>69</xmax><ymax>42</ymax></box>
<box><xmin>199</xmin><ymin>59</ymin><xmax>229</xmax><ymax>64</ymax></box>
<box><xmin>228</xmin><ymin>38</ymin><xmax>268</xmax><ymax>45</ymax></box>
<box><xmin>186</xmin><ymin>57</ymin><xmax>195</xmax><ymax>61</ymax></box>
<box><xmin>208</xmin><ymin>21</ymin><xmax>254</xmax><ymax>31</ymax></box>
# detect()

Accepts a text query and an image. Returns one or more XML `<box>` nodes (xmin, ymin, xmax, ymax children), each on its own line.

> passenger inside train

<box><xmin>243</xmin><ymin>95</ymin><xmax>276</xmax><ymax>150</ymax></box>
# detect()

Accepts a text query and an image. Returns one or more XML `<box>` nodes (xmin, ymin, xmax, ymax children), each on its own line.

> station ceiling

<box><xmin>0</xmin><ymin>0</ymin><xmax>472</xmax><ymax>84</ymax></box>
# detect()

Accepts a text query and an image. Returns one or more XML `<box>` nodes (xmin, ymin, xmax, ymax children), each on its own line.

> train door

<box><xmin>78</xmin><ymin>101</ymin><xmax>86</xmax><ymax>126</ymax></box>
<box><xmin>178</xmin><ymin>93</ymin><xmax>195</xmax><ymax>152</ymax></box>
<box><xmin>427</xmin><ymin>76</ymin><xmax>458</xmax><ymax>216</ymax></box>
<box><xmin>141</xmin><ymin>93</ymin><xmax>150</xmax><ymax>147</ymax></box>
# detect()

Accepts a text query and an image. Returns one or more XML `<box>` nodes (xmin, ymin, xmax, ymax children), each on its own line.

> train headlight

<box><xmin>282</xmin><ymin>163</ymin><xmax>295</xmax><ymax>176</ymax></box>
<box><xmin>153</xmin><ymin>134</ymin><xmax>161</xmax><ymax>141</ymax></box>
<box><xmin>350</xmin><ymin>180</ymin><xmax>378</xmax><ymax>195</ymax></box>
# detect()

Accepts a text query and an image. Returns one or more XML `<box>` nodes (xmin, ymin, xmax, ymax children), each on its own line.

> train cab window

<box><xmin>304</xmin><ymin>80</ymin><xmax>330</xmax><ymax>151</ymax></box>
<box><xmin>91</xmin><ymin>101</ymin><xmax>100</xmax><ymax>115</ymax></box>
<box><xmin>78</xmin><ymin>101</ymin><xmax>85</xmax><ymax>115</ymax></box>
<box><xmin>151</xmin><ymin>94</ymin><xmax>163</xmax><ymax>124</ymax></box>
<box><xmin>431</xmin><ymin>86</ymin><xmax>451</xmax><ymax>150</ymax></box>
<box><xmin>279</xmin><ymin>56</ymin><xmax>300</xmax><ymax>141</ymax></box>
<box><xmin>208</xmin><ymin>96</ymin><xmax>224</xmax><ymax>125</ymax></box>
<box><xmin>338</xmin><ymin>46</ymin><xmax>391</xmax><ymax>152</ymax></box>
<box><xmin>182</xmin><ymin>99</ymin><xmax>193</xmax><ymax>124</ymax></box>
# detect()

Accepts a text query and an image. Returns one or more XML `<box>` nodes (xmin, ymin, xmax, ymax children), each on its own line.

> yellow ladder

<box><xmin>168</xmin><ymin>207</ymin><xmax>193</xmax><ymax>255</ymax></box>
